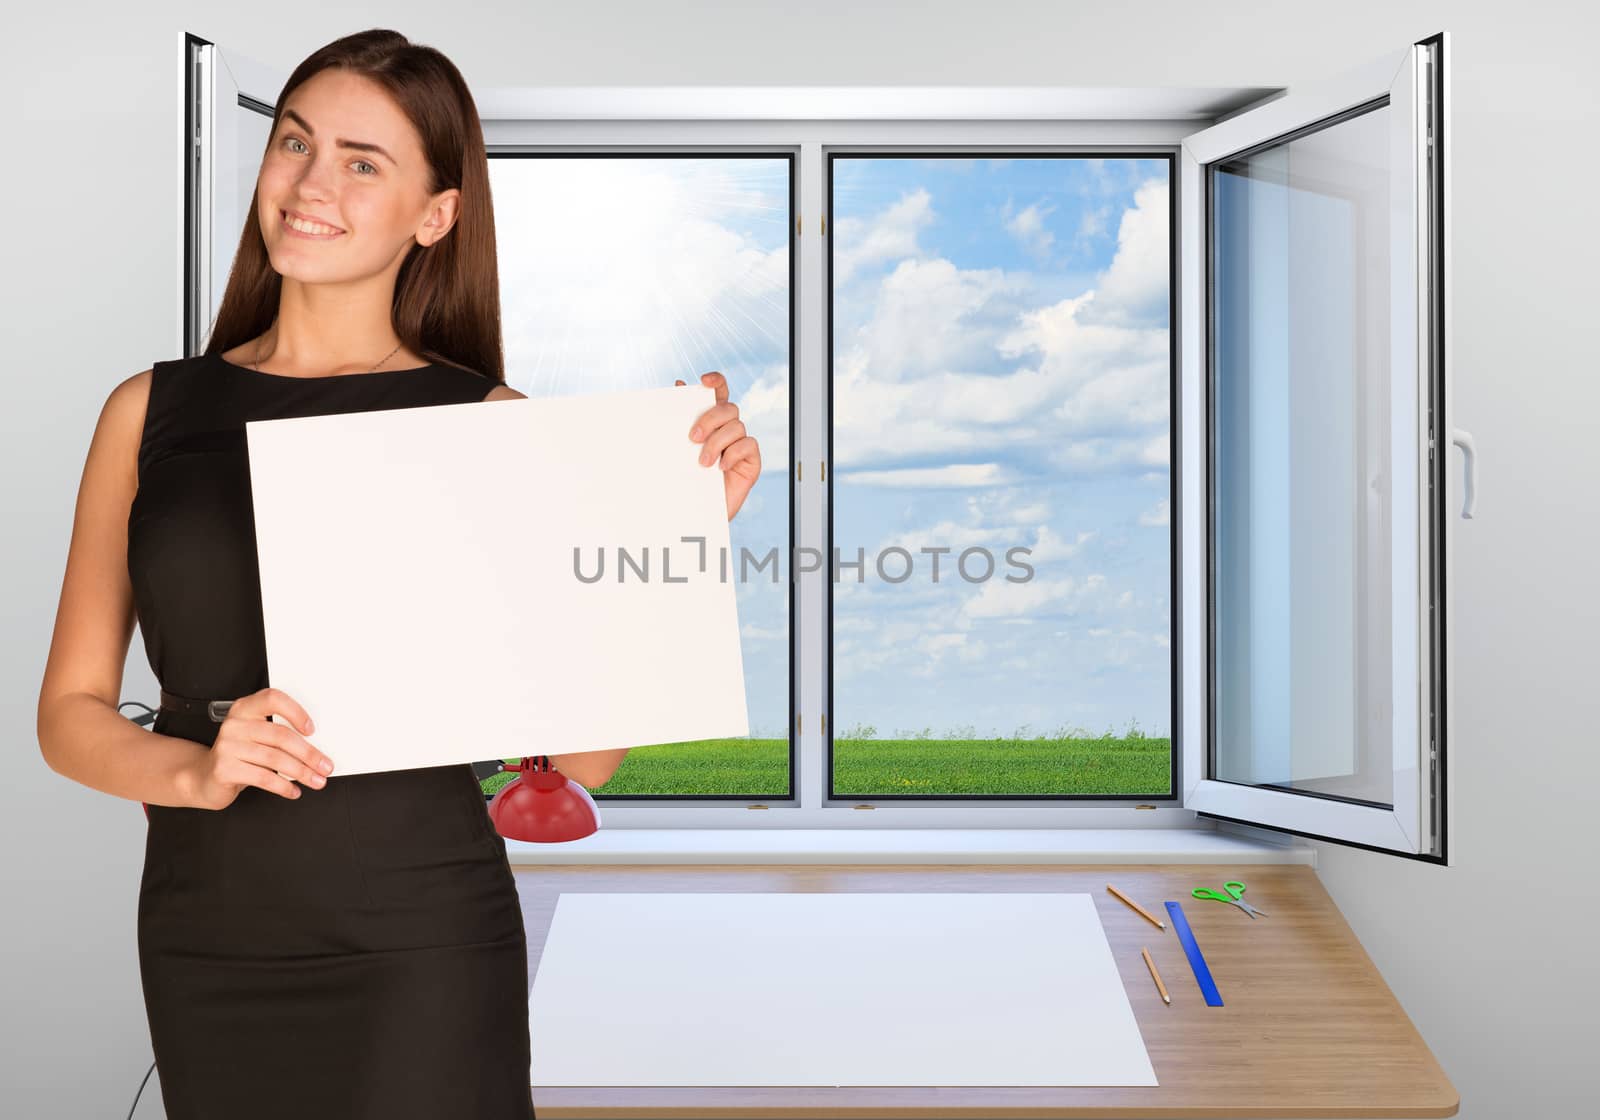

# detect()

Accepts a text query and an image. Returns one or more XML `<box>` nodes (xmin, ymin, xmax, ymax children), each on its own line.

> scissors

<box><xmin>1191</xmin><ymin>880</ymin><xmax>1267</xmax><ymax>918</ymax></box>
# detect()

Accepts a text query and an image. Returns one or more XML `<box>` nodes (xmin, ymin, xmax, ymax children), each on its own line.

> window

<box><xmin>828</xmin><ymin>155</ymin><xmax>1175</xmax><ymax>802</ymax></box>
<box><xmin>187</xmin><ymin>33</ymin><xmax>1454</xmax><ymax>857</ymax></box>
<box><xmin>1210</xmin><ymin>107</ymin><xmax>1398</xmax><ymax>809</ymax></box>
<box><xmin>1180</xmin><ymin>34</ymin><xmax>1453</xmax><ymax>860</ymax></box>
<box><xmin>485</xmin><ymin>155</ymin><xmax>794</xmax><ymax>802</ymax></box>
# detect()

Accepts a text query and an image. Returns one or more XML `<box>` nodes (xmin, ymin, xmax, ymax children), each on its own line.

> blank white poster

<box><xmin>244</xmin><ymin>385</ymin><xmax>748</xmax><ymax>776</ymax></box>
<box><xmin>529</xmin><ymin>892</ymin><xmax>1157</xmax><ymax>1087</ymax></box>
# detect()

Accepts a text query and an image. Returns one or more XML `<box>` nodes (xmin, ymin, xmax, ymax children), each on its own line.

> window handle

<box><xmin>1451</xmin><ymin>428</ymin><xmax>1477</xmax><ymax>519</ymax></box>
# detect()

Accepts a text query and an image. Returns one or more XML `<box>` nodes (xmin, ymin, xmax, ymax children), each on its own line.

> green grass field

<box><xmin>477</xmin><ymin>725</ymin><xmax>1171</xmax><ymax>798</ymax></box>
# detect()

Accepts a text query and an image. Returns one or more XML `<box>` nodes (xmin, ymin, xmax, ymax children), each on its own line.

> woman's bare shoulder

<box><xmin>109</xmin><ymin>367</ymin><xmax>154</xmax><ymax>410</ymax></box>
<box><xmin>100</xmin><ymin>369</ymin><xmax>154</xmax><ymax>482</ymax></box>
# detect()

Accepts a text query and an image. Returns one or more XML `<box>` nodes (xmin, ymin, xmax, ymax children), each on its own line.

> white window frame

<box><xmin>184</xmin><ymin>33</ymin><xmax>284</xmax><ymax>355</ymax></box>
<box><xmin>1178</xmin><ymin>34</ymin><xmax>1454</xmax><ymax>861</ymax></box>
<box><xmin>184</xmin><ymin>36</ymin><xmax>1453</xmax><ymax>857</ymax></box>
<box><xmin>478</xmin><ymin>116</ymin><xmax>1202</xmax><ymax>833</ymax></box>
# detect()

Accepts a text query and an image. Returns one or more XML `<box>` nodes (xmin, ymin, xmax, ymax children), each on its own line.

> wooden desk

<box><xmin>513</xmin><ymin>863</ymin><xmax>1458</xmax><ymax>1118</ymax></box>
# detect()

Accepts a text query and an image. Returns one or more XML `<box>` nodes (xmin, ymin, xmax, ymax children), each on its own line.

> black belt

<box><xmin>158</xmin><ymin>688</ymin><xmax>235</xmax><ymax>723</ymax></box>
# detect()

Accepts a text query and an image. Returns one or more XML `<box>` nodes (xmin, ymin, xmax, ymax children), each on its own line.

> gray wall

<box><xmin>6</xmin><ymin>3</ymin><xmax>1593</xmax><ymax>1116</ymax></box>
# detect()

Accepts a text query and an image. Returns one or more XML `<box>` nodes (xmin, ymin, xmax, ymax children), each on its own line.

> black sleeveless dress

<box><xmin>128</xmin><ymin>351</ymin><xmax>536</xmax><ymax>1119</ymax></box>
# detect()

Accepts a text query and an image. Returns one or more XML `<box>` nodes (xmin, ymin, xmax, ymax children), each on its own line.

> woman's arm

<box><xmin>547</xmin><ymin>748</ymin><xmax>629</xmax><ymax>789</ymax></box>
<box><xmin>36</xmin><ymin>371</ymin><xmax>211</xmax><ymax>807</ymax></box>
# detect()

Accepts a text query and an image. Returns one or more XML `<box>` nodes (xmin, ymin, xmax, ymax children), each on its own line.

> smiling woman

<box><xmin>207</xmin><ymin>34</ymin><xmax>501</xmax><ymax>382</ymax></box>
<box><xmin>35</xmin><ymin>28</ymin><xmax>537</xmax><ymax>1120</ymax></box>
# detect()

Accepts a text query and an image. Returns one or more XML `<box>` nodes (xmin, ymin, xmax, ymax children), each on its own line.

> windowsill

<box><xmin>503</xmin><ymin>827</ymin><xmax>1313</xmax><ymax>866</ymax></box>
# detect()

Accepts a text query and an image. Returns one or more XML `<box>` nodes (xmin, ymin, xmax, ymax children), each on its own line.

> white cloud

<box><xmin>834</xmin><ymin>598</ymin><xmax>979</xmax><ymax>677</ymax></box>
<box><xmin>732</xmin><ymin>360</ymin><xmax>790</xmax><ymax>467</ymax></box>
<box><xmin>833</xmin><ymin>188</ymin><xmax>935</xmax><ymax>286</ymax></box>
<box><xmin>1006</xmin><ymin>501</ymin><xmax>1050</xmax><ymax>522</ymax></box>
<box><xmin>1075</xmin><ymin>202</ymin><xmax>1111</xmax><ymax>245</ymax></box>
<box><xmin>913</xmin><ymin>631</ymin><xmax>989</xmax><ymax>675</ymax></box>
<box><xmin>834</xmin><ymin>635</ymin><xmax>895</xmax><ymax>675</ymax></box>
<box><xmin>994</xmin><ymin>288</ymin><xmax>1167</xmax><ymax>399</ymax></box>
<box><xmin>1022</xmin><ymin>525</ymin><xmax>1095</xmax><ymax>566</ymax></box>
<box><xmin>829</xmin><ymin>184</ymin><xmax>1170</xmax><ymax>476</ymax></box>
<box><xmin>1050</xmin><ymin>356</ymin><xmax>1169</xmax><ymax>434</ymax></box>
<box><xmin>859</xmin><ymin>516</ymin><xmax>1010</xmax><ymax>575</ymax></box>
<box><xmin>1077</xmin><ymin>178</ymin><xmax>1169</xmax><ymax>328</ymax></box>
<box><xmin>1002</xmin><ymin>198</ymin><xmax>1057</xmax><ymax>260</ymax></box>
<box><xmin>833</xmin><ymin>292</ymin><xmax>1167</xmax><ymax>474</ymax></box>
<box><xmin>963</xmin><ymin>570</ymin><xmax>1110</xmax><ymax>621</ymax></box>
<box><xmin>855</xmin><ymin>257</ymin><xmax>1023</xmax><ymax>385</ymax></box>
<box><xmin>1045</xmin><ymin>434</ymin><xmax>1167</xmax><ymax>475</ymax></box>
<box><xmin>833</xmin><ymin>614</ymin><xmax>877</xmax><ymax>633</ymax></box>
<box><xmin>1138</xmin><ymin>499</ymin><xmax>1170</xmax><ymax>527</ymax></box>
<box><xmin>964</xmin><ymin>487</ymin><xmax>1051</xmax><ymax>526</ymax></box>
<box><xmin>840</xmin><ymin>463</ymin><xmax>1015</xmax><ymax>488</ymax></box>
<box><xmin>1078</xmin><ymin>157</ymin><xmax>1150</xmax><ymax>201</ymax></box>
<box><xmin>835</xmin><ymin>500</ymin><xmax>1092</xmax><ymax>604</ymax></box>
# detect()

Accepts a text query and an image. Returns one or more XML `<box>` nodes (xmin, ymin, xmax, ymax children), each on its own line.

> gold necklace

<box><xmin>250</xmin><ymin>336</ymin><xmax>405</xmax><ymax>375</ymax></box>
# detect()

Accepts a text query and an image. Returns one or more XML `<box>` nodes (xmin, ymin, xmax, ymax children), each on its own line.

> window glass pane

<box><xmin>236</xmin><ymin>111</ymin><xmax>271</xmax><ymax>220</ymax></box>
<box><xmin>486</xmin><ymin>156</ymin><xmax>792</xmax><ymax>797</ymax></box>
<box><xmin>207</xmin><ymin>106</ymin><xmax>273</xmax><ymax>329</ymax></box>
<box><xmin>1211</xmin><ymin>106</ymin><xmax>1395</xmax><ymax>808</ymax></box>
<box><xmin>831</xmin><ymin>156</ymin><xmax>1174</xmax><ymax>798</ymax></box>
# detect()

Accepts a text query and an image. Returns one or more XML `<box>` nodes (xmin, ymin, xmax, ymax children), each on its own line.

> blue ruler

<box><xmin>1165</xmin><ymin>900</ymin><xmax>1223</xmax><ymax>1006</ymax></box>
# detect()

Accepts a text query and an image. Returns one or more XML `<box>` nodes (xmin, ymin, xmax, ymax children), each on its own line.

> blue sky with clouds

<box><xmin>488</xmin><ymin>155</ymin><xmax>1170</xmax><ymax>742</ymax></box>
<box><xmin>831</xmin><ymin>156</ymin><xmax>1172</xmax><ymax>740</ymax></box>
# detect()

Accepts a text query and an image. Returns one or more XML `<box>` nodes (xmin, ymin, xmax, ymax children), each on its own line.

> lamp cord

<box><xmin>119</xmin><ymin>700</ymin><xmax>157</xmax><ymax>727</ymax></box>
<box><xmin>125</xmin><ymin>1059</ymin><xmax>155</xmax><ymax>1118</ymax></box>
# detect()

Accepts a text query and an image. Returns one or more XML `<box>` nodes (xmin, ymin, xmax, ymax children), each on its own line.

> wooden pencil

<box><xmin>1142</xmin><ymin>946</ymin><xmax>1171</xmax><ymax>1004</ymax></box>
<box><xmin>1107</xmin><ymin>883</ymin><xmax>1167</xmax><ymax>930</ymax></box>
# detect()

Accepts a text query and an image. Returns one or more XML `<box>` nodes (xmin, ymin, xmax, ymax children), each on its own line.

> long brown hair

<box><xmin>205</xmin><ymin>29</ymin><xmax>503</xmax><ymax>384</ymax></box>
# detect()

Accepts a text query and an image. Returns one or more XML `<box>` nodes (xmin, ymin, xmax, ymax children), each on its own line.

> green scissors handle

<box><xmin>1191</xmin><ymin>880</ymin><xmax>1267</xmax><ymax>917</ymax></box>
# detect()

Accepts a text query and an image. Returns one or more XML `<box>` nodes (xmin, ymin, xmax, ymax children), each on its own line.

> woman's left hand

<box><xmin>676</xmin><ymin>371</ymin><xmax>761</xmax><ymax>521</ymax></box>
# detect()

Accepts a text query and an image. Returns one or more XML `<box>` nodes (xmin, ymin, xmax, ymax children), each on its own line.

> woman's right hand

<box><xmin>183</xmin><ymin>687</ymin><xmax>335</xmax><ymax>810</ymax></box>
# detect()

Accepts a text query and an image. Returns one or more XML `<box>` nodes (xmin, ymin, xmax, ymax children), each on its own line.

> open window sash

<box><xmin>1178</xmin><ymin>33</ymin><xmax>1456</xmax><ymax>859</ymax></box>
<box><xmin>185</xmin><ymin>34</ymin><xmax>286</xmax><ymax>355</ymax></box>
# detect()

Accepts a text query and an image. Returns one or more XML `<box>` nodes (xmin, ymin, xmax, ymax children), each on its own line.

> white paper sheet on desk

<box><xmin>528</xmin><ymin>892</ymin><xmax>1158</xmax><ymax>1087</ymax></box>
<box><xmin>244</xmin><ymin>384</ymin><xmax>748</xmax><ymax>776</ymax></box>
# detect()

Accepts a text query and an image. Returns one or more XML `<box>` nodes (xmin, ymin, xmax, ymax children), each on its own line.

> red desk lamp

<box><xmin>487</xmin><ymin>756</ymin><xmax>601</xmax><ymax>842</ymax></box>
